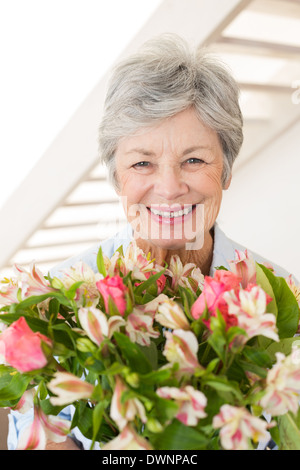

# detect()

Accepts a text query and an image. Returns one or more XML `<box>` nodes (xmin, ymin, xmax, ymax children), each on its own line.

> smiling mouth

<box><xmin>146</xmin><ymin>204</ymin><xmax>196</xmax><ymax>219</ymax></box>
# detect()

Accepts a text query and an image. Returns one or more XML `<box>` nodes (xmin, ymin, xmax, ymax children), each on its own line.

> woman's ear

<box><xmin>223</xmin><ymin>174</ymin><xmax>232</xmax><ymax>190</ymax></box>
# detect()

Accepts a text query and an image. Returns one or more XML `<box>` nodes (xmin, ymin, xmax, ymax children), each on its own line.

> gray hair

<box><xmin>99</xmin><ymin>34</ymin><xmax>243</xmax><ymax>188</ymax></box>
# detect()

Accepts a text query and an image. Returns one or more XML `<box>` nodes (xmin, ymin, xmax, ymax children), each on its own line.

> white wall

<box><xmin>218</xmin><ymin>119</ymin><xmax>300</xmax><ymax>281</ymax></box>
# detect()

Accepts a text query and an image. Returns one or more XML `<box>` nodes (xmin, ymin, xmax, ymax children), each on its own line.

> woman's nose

<box><xmin>153</xmin><ymin>166</ymin><xmax>189</xmax><ymax>200</ymax></box>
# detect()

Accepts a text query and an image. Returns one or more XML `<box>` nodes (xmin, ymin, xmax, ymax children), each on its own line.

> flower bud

<box><xmin>146</xmin><ymin>418</ymin><xmax>164</xmax><ymax>433</ymax></box>
<box><xmin>125</xmin><ymin>372</ymin><xmax>140</xmax><ymax>388</ymax></box>
<box><xmin>76</xmin><ymin>337</ymin><xmax>97</xmax><ymax>353</ymax></box>
<box><xmin>51</xmin><ymin>277</ymin><xmax>64</xmax><ymax>290</ymax></box>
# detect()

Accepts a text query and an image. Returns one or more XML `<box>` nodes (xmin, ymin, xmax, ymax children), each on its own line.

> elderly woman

<box><xmin>55</xmin><ymin>34</ymin><xmax>287</xmax><ymax>278</ymax></box>
<box><xmin>8</xmin><ymin>34</ymin><xmax>290</xmax><ymax>450</ymax></box>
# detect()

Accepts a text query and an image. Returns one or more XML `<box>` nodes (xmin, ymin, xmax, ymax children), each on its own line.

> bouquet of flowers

<box><xmin>0</xmin><ymin>242</ymin><xmax>300</xmax><ymax>450</ymax></box>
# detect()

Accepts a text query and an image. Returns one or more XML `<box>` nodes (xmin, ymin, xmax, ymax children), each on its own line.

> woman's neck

<box><xmin>135</xmin><ymin>228</ymin><xmax>214</xmax><ymax>276</ymax></box>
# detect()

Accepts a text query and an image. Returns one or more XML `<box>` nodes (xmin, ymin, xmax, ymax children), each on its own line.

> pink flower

<box><xmin>126</xmin><ymin>309</ymin><xmax>160</xmax><ymax>346</ymax></box>
<box><xmin>110</xmin><ymin>376</ymin><xmax>147</xmax><ymax>430</ymax></box>
<box><xmin>191</xmin><ymin>270</ymin><xmax>241</xmax><ymax>328</ymax></box>
<box><xmin>259</xmin><ymin>352</ymin><xmax>300</xmax><ymax>416</ymax></box>
<box><xmin>17</xmin><ymin>405</ymin><xmax>70</xmax><ymax>450</ymax></box>
<box><xmin>163</xmin><ymin>329</ymin><xmax>201</xmax><ymax>376</ymax></box>
<box><xmin>224</xmin><ymin>285</ymin><xmax>278</xmax><ymax>342</ymax></box>
<box><xmin>102</xmin><ymin>425</ymin><xmax>153</xmax><ymax>450</ymax></box>
<box><xmin>47</xmin><ymin>371</ymin><xmax>95</xmax><ymax>406</ymax></box>
<box><xmin>96</xmin><ymin>275</ymin><xmax>128</xmax><ymax>316</ymax></box>
<box><xmin>213</xmin><ymin>404</ymin><xmax>271</xmax><ymax>450</ymax></box>
<box><xmin>228</xmin><ymin>249</ymin><xmax>257</xmax><ymax>288</ymax></box>
<box><xmin>157</xmin><ymin>385</ymin><xmax>207</xmax><ymax>426</ymax></box>
<box><xmin>0</xmin><ymin>317</ymin><xmax>52</xmax><ymax>372</ymax></box>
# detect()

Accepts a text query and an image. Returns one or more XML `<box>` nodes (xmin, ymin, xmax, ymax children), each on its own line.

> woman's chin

<box><xmin>140</xmin><ymin>236</ymin><xmax>196</xmax><ymax>252</ymax></box>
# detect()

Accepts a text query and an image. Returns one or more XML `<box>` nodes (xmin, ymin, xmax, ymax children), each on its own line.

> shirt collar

<box><xmin>115</xmin><ymin>222</ymin><xmax>234</xmax><ymax>276</ymax></box>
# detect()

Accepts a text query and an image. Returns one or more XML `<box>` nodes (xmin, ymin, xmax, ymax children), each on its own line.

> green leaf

<box><xmin>72</xmin><ymin>402</ymin><xmax>116</xmax><ymax>442</ymax></box>
<box><xmin>242</xmin><ymin>345</ymin><xmax>273</xmax><ymax>368</ymax></box>
<box><xmin>257</xmin><ymin>264</ymin><xmax>300</xmax><ymax>338</ymax></box>
<box><xmin>107</xmin><ymin>296</ymin><xmax>122</xmax><ymax>316</ymax></box>
<box><xmin>134</xmin><ymin>268</ymin><xmax>166</xmax><ymax>296</ymax></box>
<box><xmin>207</xmin><ymin>327</ymin><xmax>226</xmax><ymax>362</ymax></box>
<box><xmin>278</xmin><ymin>412</ymin><xmax>300</xmax><ymax>450</ymax></box>
<box><xmin>113</xmin><ymin>332</ymin><xmax>152</xmax><ymax>374</ymax></box>
<box><xmin>266</xmin><ymin>337</ymin><xmax>298</xmax><ymax>362</ymax></box>
<box><xmin>204</xmin><ymin>375</ymin><xmax>243</xmax><ymax>400</ymax></box>
<box><xmin>12</xmin><ymin>291</ymin><xmax>72</xmax><ymax>311</ymax></box>
<box><xmin>0</xmin><ymin>366</ymin><xmax>31</xmax><ymax>402</ymax></box>
<box><xmin>226</xmin><ymin>326</ymin><xmax>246</xmax><ymax>345</ymax></box>
<box><xmin>0</xmin><ymin>314</ymin><xmax>49</xmax><ymax>337</ymax></box>
<box><xmin>239</xmin><ymin>360</ymin><xmax>267</xmax><ymax>379</ymax></box>
<box><xmin>96</xmin><ymin>246</ymin><xmax>107</xmax><ymax>277</ymax></box>
<box><xmin>51</xmin><ymin>322</ymin><xmax>78</xmax><ymax>350</ymax></box>
<box><xmin>40</xmin><ymin>398</ymin><xmax>65</xmax><ymax>416</ymax></box>
<box><xmin>150</xmin><ymin>419</ymin><xmax>208</xmax><ymax>450</ymax></box>
<box><xmin>138</xmin><ymin>341</ymin><xmax>158</xmax><ymax>370</ymax></box>
<box><xmin>255</xmin><ymin>263</ymin><xmax>278</xmax><ymax>316</ymax></box>
<box><xmin>91</xmin><ymin>401</ymin><xmax>106</xmax><ymax>450</ymax></box>
<box><xmin>64</xmin><ymin>281</ymin><xmax>84</xmax><ymax>300</ymax></box>
<box><xmin>139</xmin><ymin>368</ymin><xmax>172</xmax><ymax>385</ymax></box>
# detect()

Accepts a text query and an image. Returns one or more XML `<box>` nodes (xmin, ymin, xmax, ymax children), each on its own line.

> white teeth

<box><xmin>149</xmin><ymin>206</ymin><xmax>193</xmax><ymax>218</ymax></box>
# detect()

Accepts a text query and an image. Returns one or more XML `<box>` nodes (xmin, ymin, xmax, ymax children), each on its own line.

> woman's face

<box><xmin>115</xmin><ymin>107</ymin><xmax>230</xmax><ymax>251</ymax></box>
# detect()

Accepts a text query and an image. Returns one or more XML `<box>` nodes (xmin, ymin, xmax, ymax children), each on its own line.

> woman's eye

<box><xmin>185</xmin><ymin>157</ymin><xmax>205</xmax><ymax>165</ymax></box>
<box><xmin>132</xmin><ymin>161</ymin><xmax>150</xmax><ymax>168</ymax></box>
<box><xmin>187</xmin><ymin>157</ymin><xmax>204</xmax><ymax>164</ymax></box>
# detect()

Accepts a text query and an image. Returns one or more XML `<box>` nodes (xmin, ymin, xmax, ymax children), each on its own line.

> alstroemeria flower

<box><xmin>228</xmin><ymin>249</ymin><xmax>257</xmax><ymax>288</ymax></box>
<box><xmin>122</xmin><ymin>241</ymin><xmax>155</xmax><ymax>281</ymax></box>
<box><xmin>166</xmin><ymin>255</ymin><xmax>204</xmax><ymax>292</ymax></box>
<box><xmin>0</xmin><ymin>316</ymin><xmax>52</xmax><ymax>372</ymax></box>
<box><xmin>191</xmin><ymin>270</ymin><xmax>241</xmax><ymax>321</ymax></box>
<box><xmin>79</xmin><ymin>306</ymin><xmax>108</xmax><ymax>346</ymax></box>
<box><xmin>17</xmin><ymin>405</ymin><xmax>70</xmax><ymax>450</ymax></box>
<box><xmin>142</xmin><ymin>294</ymin><xmax>170</xmax><ymax>317</ymax></box>
<box><xmin>14</xmin><ymin>263</ymin><xmax>55</xmax><ymax>299</ymax></box>
<box><xmin>259</xmin><ymin>352</ymin><xmax>300</xmax><ymax>416</ymax></box>
<box><xmin>155</xmin><ymin>299</ymin><xmax>190</xmax><ymax>330</ymax></box>
<box><xmin>79</xmin><ymin>306</ymin><xmax>126</xmax><ymax>347</ymax></box>
<box><xmin>0</xmin><ymin>278</ymin><xmax>19</xmax><ymax>306</ymax></box>
<box><xmin>179</xmin><ymin>266</ymin><xmax>205</xmax><ymax>294</ymax></box>
<box><xmin>11</xmin><ymin>389</ymin><xmax>35</xmax><ymax>414</ymax></box>
<box><xmin>157</xmin><ymin>385</ymin><xmax>207</xmax><ymax>425</ymax></box>
<box><xmin>163</xmin><ymin>329</ymin><xmax>201</xmax><ymax>375</ymax></box>
<box><xmin>0</xmin><ymin>264</ymin><xmax>55</xmax><ymax>306</ymax></box>
<box><xmin>224</xmin><ymin>285</ymin><xmax>278</xmax><ymax>342</ymax></box>
<box><xmin>59</xmin><ymin>261</ymin><xmax>103</xmax><ymax>306</ymax></box>
<box><xmin>102</xmin><ymin>424</ymin><xmax>153</xmax><ymax>450</ymax></box>
<box><xmin>213</xmin><ymin>404</ymin><xmax>271</xmax><ymax>450</ymax></box>
<box><xmin>103</xmin><ymin>250</ymin><xmax>122</xmax><ymax>277</ymax></box>
<box><xmin>96</xmin><ymin>275</ymin><xmax>128</xmax><ymax>316</ymax></box>
<box><xmin>110</xmin><ymin>376</ymin><xmax>147</xmax><ymax>430</ymax></box>
<box><xmin>47</xmin><ymin>372</ymin><xmax>95</xmax><ymax>406</ymax></box>
<box><xmin>126</xmin><ymin>309</ymin><xmax>160</xmax><ymax>346</ymax></box>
